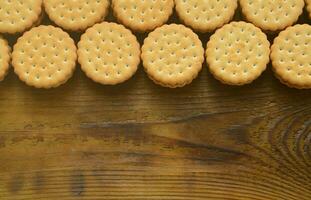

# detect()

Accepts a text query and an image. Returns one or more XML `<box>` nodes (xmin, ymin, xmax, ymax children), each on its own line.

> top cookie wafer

<box><xmin>271</xmin><ymin>24</ymin><xmax>311</xmax><ymax>89</ymax></box>
<box><xmin>175</xmin><ymin>0</ymin><xmax>238</xmax><ymax>32</ymax></box>
<box><xmin>206</xmin><ymin>21</ymin><xmax>270</xmax><ymax>85</ymax></box>
<box><xmin>0</xmin><ymin>36</ymin><xmax>11</xmax><ymax>81</ymax></box>
<box><xmin>112</xmin><ymin>0</ymin><xmax>174</xmax><ymax>32</ymax></box>
<box><xmin>240</xmin><ymin>0</ymin><xmax>305</xmax><ymax>31</ymax></box>
<box><xmin>44</xmin><ymin>0</ymin><xmax>110</xmax><ymax>31</ymax></box>
<box><xmin>78</xmin><ymin>22</ymin><xmax>141</xmax><ymax>85</ymax></box>
<box><xmin>12</xmin><ymin>25</ymin><xmax>77</xmax><ymax>89</ymax></box>
<box><xmin>142</xmin><ymin>24</ymin><xmax>204</xmax><ymax>88</ymax></box>
<box><xmin>0</xmin><ymin>0</ymin><xmax>42</xmax><ymax>34</ymax></box>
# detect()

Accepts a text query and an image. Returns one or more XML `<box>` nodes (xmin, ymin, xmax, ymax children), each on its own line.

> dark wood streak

<box><xmin>282</xmin><ymin>116</ymin><xmax>311</xmax><ymax>175</ymax></box>
<box><xmin>267</xmin><ymin>109</ymin><xmax>311</xmax><ymax>182</ymax></box>
<box><xmin>0</xmin><ymin>136</ymin><xmax>6</xmax><ymax>148</ymax></box>
<box><xmin>32</xmin><ymin>172</ymin><xmax>45</xmax><ymax>193</ymax></box>
<box><xmin>7</xmin><ymin>173</ymin><xmax>24</xmax><ymax>194</ymax></box>
<box><xmin>70</xmin><ymin>170</ymin><xmax>85</xmax><ymax>197</ymax></box>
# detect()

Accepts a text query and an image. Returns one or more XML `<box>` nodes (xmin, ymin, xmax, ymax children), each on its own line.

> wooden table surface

<box><xmin>0</xmin><ymin>6</ymin><xmax>310</xmax><ymax>200</ymax></box>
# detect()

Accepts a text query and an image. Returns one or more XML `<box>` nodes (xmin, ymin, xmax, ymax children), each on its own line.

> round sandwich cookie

<box><xmin>206</xmin><ymin>21</ymin><xmax>270</xmax><ymax>86</ymax></box>
<box><xmin>240</xmin><ymin>0</ymin><xmax>305</xmax><ymax>31</ymax></box>
<box><xmin>44</xmin><ymin>0</ymin><xmax>110</xmax><ymax>31</ymax></box>
<box><xmin>175</xmin><ymin>0</ymin><xmax>238</xmax><ymax>32</ymax></box>
<box><xmin>142</xmin><ymin>24</ymin><xmax>204</xmax><ymax>88</ymax></box>
<box><xmin>12</xmin><ymin>25</ymin><xmax>77</xmax><ymax>89</ymax></box>
<box><xmin>78</xmin><ymin>22</ymin><xmax>141</xmax><ymax>85</ymax></box>
<box><xmin>112</xmin><ymin>0</ymin><xmax>174</xmax><ymax>32</ymax></box>
<box><xmin>0</xmin><ymin>37</ymin><xmax>11</xmax><ymax>81</ymax></box>
<box><xmin>306</xmin><ymin>0</ymin><xmax>311</xmax><ymax>19</ymax></box>
<box><xmin>271</xmin><ymin>24</ymin><xmax>311</xmax><ymax>89</ymax></box>
<box><xmin>0</xmin><ymin>0</ymin><xmax>43</xmax><ymax>34</ymax></box>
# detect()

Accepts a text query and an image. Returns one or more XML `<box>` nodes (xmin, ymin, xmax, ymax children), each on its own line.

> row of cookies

<box><xmin>1</xmin><ymin>21</ymin><xmax>310</xmax><ymax>89</ymax></box>
<box><xmin>1</xmin><ymin>0</ymin><xmax>310</xmax><ymax>34</ymax></box>
<box><xmin>144</xmin><ymin>22</ymin><xmax>311</xmax><ymax>89</ymax></box>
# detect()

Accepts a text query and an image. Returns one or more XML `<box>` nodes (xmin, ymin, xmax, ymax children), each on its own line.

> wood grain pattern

<box><xmin>0</xmin><ymin>7</ymin><xmax>310</xmax><ymax>200</ymax></box>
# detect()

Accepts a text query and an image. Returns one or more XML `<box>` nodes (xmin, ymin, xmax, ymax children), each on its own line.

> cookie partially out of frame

<box><xmin>206</xmin><ymin>21</ymin><xmax>270</xmax><ymax>85</ymax></box>
<box><xmin>44</xmin><ymin>0</ymin><xmax>110</xmax><ymax>31</ymax></box>
<box><xmin>175</xmin><ymin>0</ymin><xmax>238</xmax><ymax>32</ymax></box>
<box><xmin>112</xmin><ymin>0</ymin><xmax>174</xmax><ymax>32</ymax></box>
<box><xmin>78</xmin><ymin>22</ymin><xmax>141</xmax><ymax>85</ymax></box>
<box><xmin>240</xmin><ymin>0</ymin><xmax>304</xmax><ymax>31</ymax></box>
<box><xmin>271</xmin><ymin>24</ymin><xmax>311</xmax><ymax>89</ymax></box>
<box><xmin>142</xmin><ymin>24</ymin><xmax>204</xmax><ymax>88</ymax></box>
<box><xmin>0</xmin><ymin>0</ymin><xmax>43</xmax><ymax>34</ymax></box>
<box><xmin>306</xmin><ymin>0</ymin><xmax>311</xmax><ymax>19</ymax></box>
<box><xmin>0</xmin><ymin>37</ymin><xmax>11</xmax><ymax>81</ymax></box>
<box><xmin>12</xmin><ymin>25</ymin><xmax>77</xmax><ymax>89</ymax></box>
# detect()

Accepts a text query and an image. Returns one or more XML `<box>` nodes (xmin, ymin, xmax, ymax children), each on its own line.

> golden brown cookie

<box><xmin>0</xmin><ymin>0</ymin><xmax>42</xmax><ymax>34</ymax></box>
<box><xmin>44</xmin><ymin>0</ymin><xmax>110</xmax><ymax>31</ymax></box>
<box><xmin>78</xmin><ymin>22</ymin><xmax>141</xmax><ymax>85</ymax></box>
<box><xmin>206</xmin><ymin>21</ymin><xmax>270</xmax><ymax>85</ymax></box>
<box><xmin>142</xmin><ymin>24</ymin><xmax>204</xmax><ymax>88</ymax></box>
<box><xmin>112</xmin><ymin>0</ymin><xmax>174</xmax><ymax>32</ymax></box>
<box><xmin>175</xmin><ymin>0</ymin><xmax>238</xmax><ymax>32</ymax></box>
<box><xmin>240</xmin><ymin>0</ymin><xmax>305</xmax><ymax>31</ymax></box>
<box><xmin>12</xmin><ymin>25</ymin><xmax>77</xmax><ymax>89</ymax></box>
<box><xmin>0</xmin><ymin>36</ymin><xmax>11</xmax><ymax>81</ymax></box>
<box><xmin>271</xmin><ymin>24</ymin><xmax>311</xmax><ymax>89</ymax></box>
